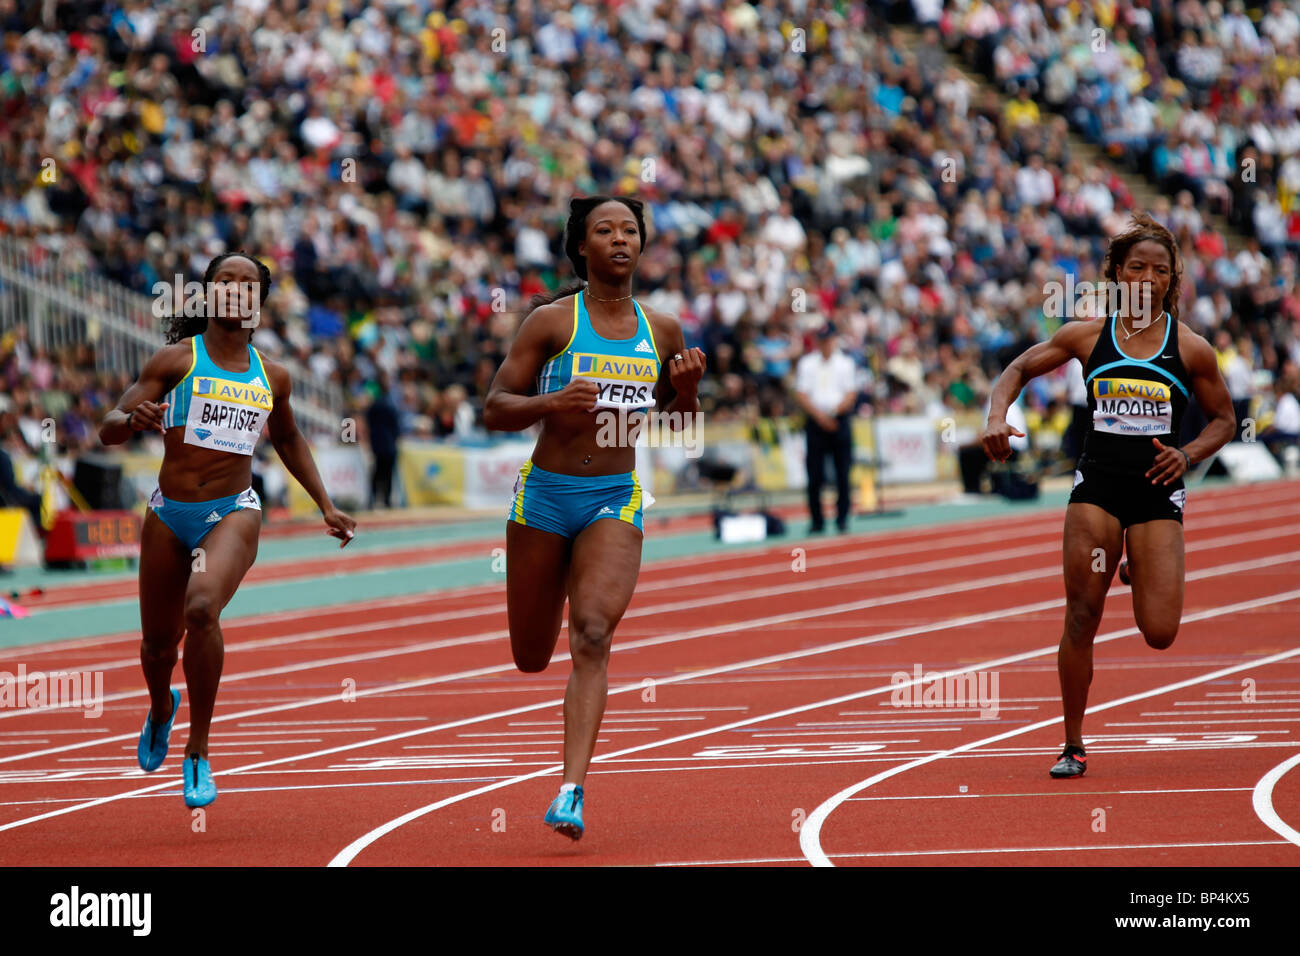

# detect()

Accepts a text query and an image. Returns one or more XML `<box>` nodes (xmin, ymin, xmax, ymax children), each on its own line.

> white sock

<box><xmin>558</xmin><ymin>782</ymin><xmax>577</xmax><ymax>793</ymax></box>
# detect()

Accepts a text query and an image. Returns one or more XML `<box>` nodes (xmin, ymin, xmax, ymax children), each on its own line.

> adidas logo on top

<box><xmin>634</xmin><ymin>339</ymin><xmax>653</xmax><ymax>354</ymax></box>
<box><xmin>205</xmin><ymin>511</ymin><xmax>221</xmax><ymax>523</ymax></box>
<box><xmin>250</xmin><ymin>376</ymin><xmax>266</xmax><ymax>388</ymax></box>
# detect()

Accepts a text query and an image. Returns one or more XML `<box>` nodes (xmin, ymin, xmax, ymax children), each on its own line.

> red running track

<box><xmin>0</xmin><ymin>481</ymin><xmax>1297</xmax><ymax>866</ymax></box>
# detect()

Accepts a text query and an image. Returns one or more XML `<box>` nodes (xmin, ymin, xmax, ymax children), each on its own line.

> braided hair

<box><xmin>165</xmin><ymin>251</ymin><xmax>272</xmax><ymax>344</ymax></box>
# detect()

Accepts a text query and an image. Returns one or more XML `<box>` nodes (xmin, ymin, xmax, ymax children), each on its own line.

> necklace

<box><xmin>584</xmin><ymin>288</ymin><xmax>632</xmax><ymax>303</ymax></box>
<box><xmin>1118</xmin><ymin>312</ymin><xmax>1165</xmax><ymax>342</ymax></box>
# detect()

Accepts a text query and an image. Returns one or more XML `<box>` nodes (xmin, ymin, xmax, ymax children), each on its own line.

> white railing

<box><xmin>0</xmin><ymin>236</ymin><xmax>343</xmax><ymax>435</ymax></box>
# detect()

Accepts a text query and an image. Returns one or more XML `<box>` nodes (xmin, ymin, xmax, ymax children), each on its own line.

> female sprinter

<box><xmin>99</xmin><ymin>252</ymin><xmax>356</xmax><ymax>807</ymax></box>
<box><xmin>484</xmin><ymin>196</ymin><xmax>705</xmax><ymax>839</ymax></box>
<box><xmin>980</xmin><ymin>212</ymin><xmax>1235</xmax><ymax>778</ymax></box>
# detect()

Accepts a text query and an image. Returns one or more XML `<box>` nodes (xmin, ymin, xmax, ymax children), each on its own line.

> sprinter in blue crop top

<box><xmin>99</xmin><ymin>251</ymin><xmax>357</xmax><ymax>809</ymax></box>
<box><xmin>484</xmin><ymin>196</ymin><xmax>706</xmax><ymax>840</ymax></box>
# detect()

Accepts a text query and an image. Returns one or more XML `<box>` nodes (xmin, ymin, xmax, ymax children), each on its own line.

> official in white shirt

<box><xmin>795</xmin><ymin>325</ymin><xmax>858</xmax><ymax>532</ymax></box>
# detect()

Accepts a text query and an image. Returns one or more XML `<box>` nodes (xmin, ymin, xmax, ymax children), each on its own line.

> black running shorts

<box><xmin>1067</xmin><ymin>459</ymin><xmax>1185</xmax><ymax>528</ymax></box>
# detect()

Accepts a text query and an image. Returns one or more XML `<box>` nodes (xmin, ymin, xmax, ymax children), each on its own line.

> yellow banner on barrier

<box><xmin>0</xmin><ymin>508</ymin><xmax>42</xmax><ymax>567</ymax></box>
<box><xmin>398</xmin><ymin>443</ymin><xmax>467</xmax><ymax>506</ymax></box>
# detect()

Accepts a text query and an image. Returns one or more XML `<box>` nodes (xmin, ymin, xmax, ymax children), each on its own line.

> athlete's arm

<box><xmin>265</xmin><ymin>361</ymin><xmax>356</xmax><ymax>547</ymax></box>
<box><xmin>483</xmin><ymin>301</ymin><xmax>598</xmax><ymax>431</ymax></box>
<box><xmin>98</xmin><ymin>344</ymin><xmax>191</xmax><ymax>445</ymax></box>
<box><xmin>1148</xmin><ymin>327</ymin><xmax>1236</xmax><ymax>485</ymax></box>
<box><xmin>982</xmin><ymin>321</ymin><xmax>1093</xmax><ymax>461</ymax></box>
<box><xmin>649</xmin><ymin>309</ymin><xmax>704</xmax><ymax>426</ymax></box>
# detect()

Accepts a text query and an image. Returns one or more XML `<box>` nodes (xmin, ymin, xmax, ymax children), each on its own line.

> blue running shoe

<box><xmin>183</xmin><ymin>753</ymin><xmax>217</xmax><ymax>808</ymax></box>
<box><xmin>137</xmin><ymin>688</ymin><xmax>181</xmax><ymax>772</ymax></box>
<box><xmin>543</xmin><ymin>786</ymin><xmax>584</xmax><ymax>840</ymax></box>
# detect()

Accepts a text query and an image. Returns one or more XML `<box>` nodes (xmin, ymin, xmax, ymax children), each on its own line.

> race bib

<box><xmin>571</xmin><ymin>352</ymin><xmax>659</xmax><ymax>410</ymax></box>
<box><xmin>184</xmin><ymin>375</ymin><xmax>273</xmax><ymax>455</ymax></box>
<box><xmin>1092</xmin><ymin>378</ymin><xmax>1172</xmax><ymax>436</ymax></box>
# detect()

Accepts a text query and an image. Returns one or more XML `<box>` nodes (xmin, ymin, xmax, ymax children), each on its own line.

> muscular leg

<box><xmin>563</xmin><ymin>518</ymin><xmax>642</xmax><ymax>785</ymax></box>
<box><xmin>181</xmin><ymin>509</ymin><xmax>260</xmax><ymax>758</ymax></box>
<box><xmin>505</xmin><ymin>521</ymin><xmax>572</xmax><ymax>672</ymax></box>
<box><xmin>1125</xmin><ymin>519</ymin><xmax>1184</xmax><ymax>650</ymax></box>
<box><xmin>1059</xmin><ymin>503</ymin><xmax>1124</xmax><ymax>749</ymax></box>
<box><xmin>139</xmin><ymin>510</ymin><xmax>193</xmax><ymax>726</ymax></box>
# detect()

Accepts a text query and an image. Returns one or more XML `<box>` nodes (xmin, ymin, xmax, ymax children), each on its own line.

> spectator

<box><xmin>794</xmin><ymin>325</ymin><xmax>857</xmax><ymax>534</ymax></box>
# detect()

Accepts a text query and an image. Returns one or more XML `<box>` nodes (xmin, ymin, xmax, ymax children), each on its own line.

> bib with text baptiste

<box><xmin>536</xmin><ymin>293</ymin><xmax>661</xmax><ymax>412</ymax></box>
<box><xmin>162</xmin><ymin>334</ymin><xmax>273</xmax><ymax>457</ymax></box>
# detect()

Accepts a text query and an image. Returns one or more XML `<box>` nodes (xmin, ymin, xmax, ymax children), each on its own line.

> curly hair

<box><xmin>164</xmin><ymin>251</ymin><xmax>272</xmax><ymax>344</ymax></box>
<box><xmin>1102</xmin><ymin>212</ymin><xmax>1182</xmax><ymax>320</ymax></box>
<box><xmin>562</xmin><ymin>195</ymin><xmax>647</xmax><ymax>281</ymax></box>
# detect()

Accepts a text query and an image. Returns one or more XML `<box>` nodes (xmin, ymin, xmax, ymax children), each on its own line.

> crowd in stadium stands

<box><xmin>0</xmin><ymin>0</ymin><xmax>1298</xmax><ymax>512</ymax></box>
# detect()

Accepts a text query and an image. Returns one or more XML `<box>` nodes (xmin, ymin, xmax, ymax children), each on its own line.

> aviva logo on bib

<box><xmin>1093</xmin><ymin>377</ymin><xmax>1172</xmax><ymax>435</ymax></box>
<box><xmin>572</xmin><ymin>352</ymin><xmax>659</xmax><ymax>409</ymax></box>
<box><xmin>193</xmin><ymin>376</ymin><xmax>273</xmax><ymax>409</ymax></box>
<box><xmin>572</xmin><ymin>354</ymin><xmax>658</xmax><ymax>382</ymax></box>
<box><xmin>1094</xmin><ymin>378</ymin><xmax>1170</xmax><ymax>402</ymax></box>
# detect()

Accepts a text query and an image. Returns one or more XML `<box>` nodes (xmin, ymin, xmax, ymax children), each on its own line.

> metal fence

<box><xmin>0</xmin><ymin>236</ymin><xmax>344</xmax><ymax>435</ymax></box>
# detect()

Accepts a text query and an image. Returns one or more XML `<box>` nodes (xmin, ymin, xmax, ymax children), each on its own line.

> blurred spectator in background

<box><xmin>0</xmin><ymin>411</ymin><xmax>42</xmax><ymax>532</ymax></box>
<box><xmin>795</xmin><ymin>325</ymin><xmax>857</xmax><ymax>534</ymax></box>
<box><xmin>365</xmin><ymin>370</ymin><xmax>400</xmax><ymax>509</ymax></box>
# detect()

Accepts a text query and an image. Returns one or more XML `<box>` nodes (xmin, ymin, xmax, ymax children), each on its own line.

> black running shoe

<box><xmin>1049</xmin><ymin>745</ymin><xmax>1087</xmax><ymax>778</ymax></box>
<box><xmin>1118</xmin><ymin>560</ymin><xmax>1131</xmax><ymax>585</ymax></box>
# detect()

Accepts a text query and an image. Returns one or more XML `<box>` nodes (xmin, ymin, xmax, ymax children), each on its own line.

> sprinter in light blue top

<box><xmin>161</xmin><ymin>332</ymin><xmax>274</xmax><ymax>458</ymax></box>
<box><xmin>484</xmin><ymin>197</ymin><xmax>706</xmax><ymax>841</ymax></box>
<box><xmin>536</xmin><ymin>291</ymin><xmax>662</xmax><ymax>414</ymax></box>
<box><xmin>99</xmin><ymin>251</ymin><xmax>356</xmax><ymax>812</ymax></box>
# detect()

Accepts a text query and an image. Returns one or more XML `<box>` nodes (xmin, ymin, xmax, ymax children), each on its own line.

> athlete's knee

<box><xmin>1063</xmin><ymin>602</ymin><xmax>1104</xmax><ymax>644</ymax></box>
<box><xmin>570</xmin><ymin>618</ymin><xmax>613</xmax><ymax>666</ymax></box>
<box><xmin>1142</xmin><ymin>623</ymin><xmax>1178</xmax><ymax>650</ymax></box>
<box><xmin>183</xmin><ymin>594</ymin><xmax>218</xmax><ymax>634</ymax></box>
<box><xmin>140</xmin><ymin>631</ymin><xmax>181</xmax><ymax>660</ymax></box>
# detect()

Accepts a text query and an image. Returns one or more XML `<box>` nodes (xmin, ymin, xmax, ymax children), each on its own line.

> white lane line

<box><xmin>5</xmin><ymin>536</ymin><xmax>1230</xmax><ymax>765</ymax></box>
<box><xmin>846</xmin><ymin>787</ymin><xmax>1254</xmax><ymax>801</ymax></box>
<box><xmin>4</xmin><ymin>550</ymin><xmax>1296</xmax><ymax>843</ymax></box>
<box><xmin>326</xmin><ymin>583</ymin><xmax>1300</xmax><ymax>867</ymax></box>
<box><xmin>6</xmin><ymin>491</ymin><xmax>1287</xmax><ymax>681</ymax></box>
<box><xmin>0</xmin><ymin>524</ymin><xmax>1080</xmax><ymax>720</ymax></box>
<box><xmin>15</xmin><ymin>481</ymin><xmax>1289</xmax><ymax>656</ymax></box>
<box><xmin>659</xmin><ymin>841</ymin><xmax>1291</xmax><ymax>866</ymax></box>
<box><xmin>799</xmin><ymin>645</ymin><xmax>1300</xmax><ymax>867</ymax></box>
<box><xmin>1251</xmin><ymin>752</ymin><xmax>1300</xmax><ymax>847</ymax></box>
<box><xmin>6</xmin><ymin>526</ymin><xmax>1297</xmax><ymax>771</ymax></box>
<box><xmin>8</xmin><ymin>497</ymin><xmax>1077</xmax><ymax>652</ymax></box>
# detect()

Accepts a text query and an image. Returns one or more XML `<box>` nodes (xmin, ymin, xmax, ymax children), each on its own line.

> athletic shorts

<box><xmin>149</xmin><ymin>486</ymin><xmax>262</xmax><ymax>551</ymax></box>
<box><xmin>507</xmin><ymin>460</ymin><xmax>649</xmax><ymax>538</ymax></box>
<box><xmin>1067</xmin><ymin>461</ymin><xmax>1185</xmax><ymax>528</ymax></box>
